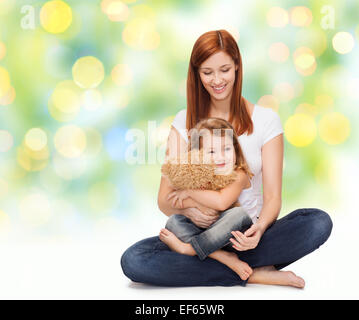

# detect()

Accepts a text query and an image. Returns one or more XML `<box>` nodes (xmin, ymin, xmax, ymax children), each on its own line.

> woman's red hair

<box><xmin>186</xmin><ymin>29</ymin><xmax>253</xmax><ymax>136</ymax></box>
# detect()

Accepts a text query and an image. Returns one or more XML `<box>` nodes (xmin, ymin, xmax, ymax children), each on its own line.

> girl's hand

<box><xmin>167</xmin><ymin>190</ymin><xmax>190</xmax><ymax>209</ymax></box>
<box><xmin>195</xmin><ymin>202</ymin><xmax>219</xmax><ymax>217</ymax></box>
<box><xmin>229</xmin><ymin>223</ymin><xmax>264</xmax><ymax>251</ymax></box>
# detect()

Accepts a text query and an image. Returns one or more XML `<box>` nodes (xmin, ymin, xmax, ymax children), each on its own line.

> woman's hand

<box><xmin>230</xmin><ymin>223</ymin><xmax>264</xmax><ymax>251</ymax></box>
<box><xmin>183</xmin><ymin>207</ymin><xmax>219</xmax><ymax>229</ymax></box>
<box><xmin>167</xmin><ymin>190</ymin><xmax>190</xmax><ymax>208</ymax></box>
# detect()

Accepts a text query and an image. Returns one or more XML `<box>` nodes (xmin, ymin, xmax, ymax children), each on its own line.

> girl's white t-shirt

<box><xmin>171</xmin><ymin>104</ymin><xmax>284</xmax><ymax>223</ymax></box>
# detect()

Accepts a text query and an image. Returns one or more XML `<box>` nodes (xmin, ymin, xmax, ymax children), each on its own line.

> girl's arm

<box><xmin>171</xmin><ymin>196</ymin><xmax>218</xmax><ymax>216</ymax></box>
<box><xmin>187</xmin><ymin>170</ymin><xmax>249</xmax><ymax>211</ymax></box>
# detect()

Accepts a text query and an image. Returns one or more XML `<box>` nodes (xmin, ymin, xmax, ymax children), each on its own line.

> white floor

<box><xmin>0</xmin><ymin>211</ymin><xmax>357</xmax><ymax>300</ymax></box>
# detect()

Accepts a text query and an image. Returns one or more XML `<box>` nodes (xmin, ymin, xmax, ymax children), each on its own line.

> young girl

<box><xmin>159</xmin><ymin>117</ymin><xmax>256</xmax><ymax>281</ymax></box>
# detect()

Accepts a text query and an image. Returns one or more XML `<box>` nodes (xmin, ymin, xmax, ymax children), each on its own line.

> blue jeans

<box><xmin>165</xmin><ymin>207</ymin><xmax>253</xmax><ymax>260</ymax></box>
<box><xmin>121</xmin><ymin>208</ymin><xmax>333</xmax><ymax>287</ymax></box>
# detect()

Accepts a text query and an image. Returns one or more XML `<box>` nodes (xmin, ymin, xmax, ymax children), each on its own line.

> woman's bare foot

<box><xmin>248</xmin><ymin>266</ymin><xmax>305</xmax><ymax>288</ymax></box>
<box><xmin>159</xmin><ymin>228</ymin><xmax>196</xmax><ymax>256</ymax></box>
<box><xmin>215</xmin><ymin>251</ymin><xmax>253</xmax><ymax>281</ymax></box>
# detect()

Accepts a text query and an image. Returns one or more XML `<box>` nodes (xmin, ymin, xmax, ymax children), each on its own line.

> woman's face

<box><xmin>202</xmin><ymin>134</ymin><xmax>236</xmax><ymax>175</ymax></box>
<box><xmin>199</xmin><ymin>51</ymin><xmax>238</xmax><ymax>102</ymax></box>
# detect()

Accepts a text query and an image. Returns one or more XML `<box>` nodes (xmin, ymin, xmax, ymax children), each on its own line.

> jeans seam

<box><xmin>190</xmin><ymin>237</ymin><xmax>207</xmax><ymax>261</ymax></box>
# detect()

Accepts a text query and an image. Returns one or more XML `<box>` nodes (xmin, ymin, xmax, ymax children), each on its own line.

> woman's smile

<box><xmin>212</xmin><ymin>84</ymin><xmax>227</xmax><ymax>94</ymax></box>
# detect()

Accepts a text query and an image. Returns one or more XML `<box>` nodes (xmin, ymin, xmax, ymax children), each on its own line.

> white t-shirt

<box><xmin>171</xmin><ymin>104</ymin><xmax>284</xmax><ymax>223</ymax></box>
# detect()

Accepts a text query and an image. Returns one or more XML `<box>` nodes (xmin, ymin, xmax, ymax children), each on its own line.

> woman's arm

<box><xmin>256</xmin><ymin>133</ymin><xmax>283</xmax><ymax>233</ymax></box>
<box><xmin>157</xmin><ymin>125</ymin><xmax>188</xmax><ymax>216</ymax></box>
<box><xmin>158</xmin><ymin>175</ymin><xmax>184</xmax><ymax>216</ymax></box>
<box><xmin>230</xmin><ymin>134</ymin><xmax>283</xmax><ymax>251</ymax></box>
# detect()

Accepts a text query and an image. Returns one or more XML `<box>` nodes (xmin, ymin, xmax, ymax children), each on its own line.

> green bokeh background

<box><xmin>0</xmin><ymin>0</ymin><xmax>358</xmax><ymax>242</ymax></box>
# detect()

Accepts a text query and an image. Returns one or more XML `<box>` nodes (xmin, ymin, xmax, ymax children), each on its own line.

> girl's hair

<box><xmin>186</xmin><ymin>29</ymin><xmax>253</xmax><ymax>137</ymax></box>
<box><xmin>189</xmin><ymin>117</ymin><xmax>254</xmax><ymax>178</ymax></box>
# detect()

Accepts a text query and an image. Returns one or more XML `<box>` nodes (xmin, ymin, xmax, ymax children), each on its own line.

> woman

<box><xmin>121</xmin><ymin>30</ymin><xmax>333</xmax><ymax>288</ymax></box>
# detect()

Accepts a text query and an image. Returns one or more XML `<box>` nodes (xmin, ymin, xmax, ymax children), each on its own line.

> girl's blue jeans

<box><xmin>121</xmin><ymin>208</ymin><xmax>333</xmax><ymax>287</ymax></box>
<box><xmin>165</xmin><ymin>206</ymin><xmax>253</xmax><ymax>261</ymax></box>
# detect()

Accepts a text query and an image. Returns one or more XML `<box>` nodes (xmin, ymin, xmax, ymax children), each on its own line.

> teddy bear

<box><xmin>161</xmin><ymin>148</ymin><xmax>240</xmax><ymax>209</ymax></box>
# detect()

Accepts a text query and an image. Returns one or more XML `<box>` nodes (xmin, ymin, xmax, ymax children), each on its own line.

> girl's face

<box><xmin>199</xmin><ymin>51</ymin><xmax>238</xmax><ymax>102</ymax></box>
<box><xmin>202</xmin><ymin>134</ymin><xmax>236</xmax><ymax>175</ymax></box>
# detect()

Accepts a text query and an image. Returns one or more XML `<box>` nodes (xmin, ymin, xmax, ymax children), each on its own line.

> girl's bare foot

<box><xmin>248</xmin><ymin>266</ymin><xmax>305</xmax><ymax>288</ymax></box>
<box><xmin>216</xmin><ymin>251</ymin><xmax>253</xmax><ymax>281</ymax></box>
<box><xmin>159</xmin><ymin>228</ymin><xmax>196</xmax><ymax>256</ymax></box>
